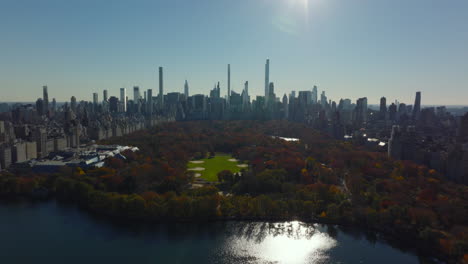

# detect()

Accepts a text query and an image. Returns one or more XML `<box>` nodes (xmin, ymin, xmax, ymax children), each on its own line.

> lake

<box><xmin>0</xmin><ymin>200</ymin><xmax>424</xmax><ymax>264</ymax></box>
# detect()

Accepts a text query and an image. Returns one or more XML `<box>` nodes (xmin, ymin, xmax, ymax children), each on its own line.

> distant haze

<box><xmin>1</xmin><ymin>0</ymin><xmax>467</xmax><ymax>105</ymax></box>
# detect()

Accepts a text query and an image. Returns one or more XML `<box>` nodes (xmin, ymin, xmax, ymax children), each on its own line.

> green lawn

<box><xmin>187</xmin><ymin>154</ymin><xmax>244</xmax><ymax>182</ymax></box>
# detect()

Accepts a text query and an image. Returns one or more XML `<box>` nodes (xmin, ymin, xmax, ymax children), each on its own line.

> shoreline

<box><xmin>0</xmin><ymin>196</ymin><xmax>446</xmax><ymax>263</ymax></box>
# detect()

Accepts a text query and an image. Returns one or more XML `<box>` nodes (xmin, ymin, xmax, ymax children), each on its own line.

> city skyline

<box><xmin>1</xmin><ymin>0</ymin><xmax>468</xmax><ymax>104</ymax></box>
<box><xmin>2</xmin><ymin>60</ymin><xmax>463</xmax><ymax>108</ymax></box>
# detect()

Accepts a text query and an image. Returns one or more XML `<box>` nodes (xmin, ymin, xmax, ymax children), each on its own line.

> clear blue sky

<box><xmin>1</xmin><ymin>0</ymin><xmax>467</xmax><ymax>105</ymax></box>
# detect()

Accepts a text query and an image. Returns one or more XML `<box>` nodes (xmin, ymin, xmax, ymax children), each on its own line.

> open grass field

<box><xmin>187</xmin><ymin>154</ymin><xmax>244</xmax><ymax>182</ymax></box>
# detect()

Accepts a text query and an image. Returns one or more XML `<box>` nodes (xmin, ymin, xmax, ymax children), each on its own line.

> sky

<box><xmin>1</xmin><ymin>0</ymin><xmax>467</xmax><ymax>105</ymax></box>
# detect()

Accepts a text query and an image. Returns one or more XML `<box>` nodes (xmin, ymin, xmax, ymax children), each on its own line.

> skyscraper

<box><xmin>283</xmin><ymin>94</ymin><xmax>288</xmax><ymax>119</ymax></box>
<box><xmin>120</xmin><ymin>88</ymin><xmax>127</xmax><ymax>112</ymax></box>
<box><xmin>268</xmin><ymin>82</ymin><xmax>275</xmax><ymax>103</ymax></box>
<box><xmin>265</xmin><ymin>59</ymin><xmax>270</xmax><ymax>105</ymax></box>
<box><xmin>133</xmin><ymin>86</ymin><xmax>140</xmax><ymax>101</ymax></box>
<box><xmin>70</xmin><ymin>96</ymin><xmax>77</xmax><ymax>112</ymax></box>
<box><xmin>147</xmin><ymin>89</ymin><xmax>153</xmax><ymax>114</ymax></box>
<box><xmin>355</xmin><ymin>97</ymin><xmax>368</xmax><ymax>125</ymax></box>
<box><xmin>51</xmin><ymin>98</ymin><xmax>56</xmax><ymax>113</ymax></box>
<box><xmin>159</xmin><ymin>67</ymin><xmax>164</xmax><ymax>108</ymax></box>
<box><xmin>184</xmin><ymin>80</ymin><xmax>189</xmax><ymax>98</ymax></box>
<box><xmin>312</xmin><ymin>86</ymin><xmax>318</xmax><ymax>104</ymax></box>
<box><xmin>43</xmin><ymin>86</ymin><xmax>49</xmax><ymax>115</ymax></box>
<box><xmin>93</xmin><ymin>93</ymin><xmax>98</xmax><ymax>112</ymax></box>
<box><xmin>413</xmin><ymin>91</ymin><xmax>421</xmax><ymax>120</ymax></box>
<box><xmin>93</xmin><ymin>93</ymin><xmax>98</xmax><ymax>105</ymax></box>
<box><xmin>103</xmin><ymin>90</ymin><xmax>108</xmax><ymax>102</ymax></box>
<box><xmin>242</xmin><ymin>81</ymin><xmax>249</xmax><ymax>109</ymax></box>
<box><xmin>227</xmin><ymin>64</ymin><xmax>231</xmax><ymax>104</ymax></box>
<box><xmin>380</xmin><ymin>97</ymin><xmax>387</xmax><ymax>120</ymax></box>
<box><xmin>320</xmin><ymin>91</ymin><xmax>327</xmax><ymax>106</ymax></box>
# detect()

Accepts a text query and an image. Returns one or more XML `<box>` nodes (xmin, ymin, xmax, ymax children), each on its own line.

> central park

<box><xmin>0</xmin><ymin>121</ymin><xmax>467</xmax><ymax>262</ymax></box>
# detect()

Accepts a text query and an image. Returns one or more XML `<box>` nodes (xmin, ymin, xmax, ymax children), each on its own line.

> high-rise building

<box><xmin>35</xmin><ymin>98</ymin><xmax>44</xmax><ymax>116</ymax></box>
<box><xmin>265</xmin><ymin>59</ymin><xmax>270</xmax><ymax>105</ymax></box>
<box><xmin>34</xmin><ymin>127</ymin><xmax>48</xmax><ymax>158</ymax></box>
<box><xmin>159</xmin><ymin>67</ymin><xmax>164</xmax><ymax>108</ymax></box>
<box><xmin>184</xmin><ymin>80</ymin><xmax>189</xmax><ymax>98</ymax></box>
<box><xmin>133</xmin><ymin>86</ymin><xmax>140</xmax><ymax>101</ymax></box>
<box><xmin>103</xmin><ymin>90</ymin><xmax>108</xmax><ymax>102</ymax></box>
<box><xmin>109</xmin><ymin>96</ymin><xmax>119</xmax><ymax>113</ymax></box>
<box><xmin>291</xmin><ymin>91</ymin><xmax>296</xmax><ymax>99</ymax></box>
<box><xmin>380</xmin><ymin>97</ymin><xmax>387</xmax><ymax>120</ymax></box>
<box><xmin>43</xmin><ymin>85</ymin><xmax>49</xmax><ymax>115</ymax></box>
<box><xmin>413</xmin><ymin>91</ymin><xmax>421</xmax><ymax>120</ymax></box>
<box><xmin>355</xmin><ymin>97</ymin><xmax>368</xmax><ymax>125</ymax></box>
<box><xmin>70</xmin><ymin>96</ymin><xmax>77</xmax><ymax>112</ymax></box>
<box><xmin>147</xmin><ymin>89</ymin><xmax>153</xmax><ymax>114</ymax></box>
<box><xmin>283</xmin><ymin>94</ymin><xmax>288</xmax><ymax>119</ymax></box>
<box><xmin>51</xmin><ymin>98</ymin><xmax>56</xmax><ymax>113</ymax></box>
<box><xmin>120</xmin><ymin>88</ymin><xmax>127</xmax><ymax>112</ymax></box>
<box><xmin>268</xmin><ymin>82</ymin><xmax>275</xmax><ymax>104</ymax></box>
<box><xmin>242</xmin><ymin>81</ymin><xmax>250</xmax><ymax>109</ymax></box>
<box><xmin>320</xmin><ymin>91</ymin><xmax>327</xmax><ymax>106</ymax></box>
<box><xmin>388</xmin><ymin>103</ymin><xmax>397</xmax><ymax>121</ymax></box>
<box><xmin>93</xmin><ymin>93</ymin><xmax>98</xmax><ymax>107</ymax></box>
<box><xmin>227</xmin><ymin>64</ymin><xmax>231</xmax><ymax>104</ymax></box>
<box><xmin>312</xmin><ymin>86</ymin><xmax>318</xmax><ymax>104</ymax></box>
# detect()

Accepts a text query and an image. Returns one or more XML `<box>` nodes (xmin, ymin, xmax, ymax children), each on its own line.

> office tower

<box><xmin>34</xmin><ymin>127</ymin><xmax>48</xmax><ymax>158</ymax></box>
<box><xmin>355</xmin><ymin>97</ymin><xmax>368</xmax><ymax>125</ymax></box>
<box><xmin>398</xmin><ymin>103</ymin><xmax>407</xmax><ymax>118</ymax></box>
<box><xmin>298</xmin><ymin>91</ymin><xmax>312</xmax><ymax>106</ymax></box>
<box><xmin>312</xmin><ymin>86</ymin><xmax>318</xmax><ymax>104</ymax></box>
<box><xmin>227</xmin><ymin>64</ymin><xmax>231</xmax><ymax>104</ymax></box>
<box><xmin>291</xmin><ymin>91</ymin><xmax>296</xmax><ymax>99</ymax></box>
<box><xmin>103</xmin><ymin>90</ymin><xmax>108</xmax><ymax>102</ymax></box>
<box><xmin>320</xmin><ymin>91</ymin><xmax>327</xmax><ymax>106</ymax></box>
<box><xmin>413</xmin><ymin>91</ymin><xmax>421</xmax><ymax>120</ymax></box>
<box><xmin>388</xmin><ymin>103</ymin><xmax>397</xmax><ymax>121</ymax></box>
<box><xmin>241</xmin><ymin>81</ymin><xmax>250</xmax><ymax>109</ymax></box>
<box><xmin>43</xmin><ymin>86</ymin><xmax>49</xmax><ymax>114</ymax></box>
<box><xmin>265</xmin><ymin>59</ymin><xmax>270</xmax><ymax>105</ymax></box>
<box><xmin>210</xmin><ymin>83</ymin><xmax>221</xmax><ymax>98</ymax></box>
<box><xmin>184</xmin><ymin>80</ymin><xmax>189</xmax><ymax>98</ymax></box>
<box><xmin>70</xmin><ymin>96</ymin><xmax>77</xmax><ymax>112</ymax></box>
<box><xmin>133</xmin><ymin>86</ymin><xmax>140</xmax><ymax>101</ymax></box>
<box><xmin>109</xmin><ymin>96</ymin><xmax>119</xmax><ymax>113</ymax></box>
<box><xmin>93</xmin><ymin>93</ymin><xmax>98</xmax><ymax>112</ymax></box>
<box><xmin>36</xmin><ymin>98</ymin><xmax>44</xmax><ymax>116</ymax></box>
<box><xmin>120</xmin><ymin>88</ymin><xmax>127</xmax><ymax>112</ymax></box>
<box><xmin>147</xmin><ymin>89</ymin><xmax>153</xmax><ymax>114</ymax></box>
<box><xmin>51</xmin><ymin>98</ymin><xmax>56</xmax><ymax>113</ymax></box>
<box><xmin>380</xmin><ymin>97</ymin><xmax>387</xmax><ymax>120</ymax></box>
<box><xmin>268</xmin><ymin>82</ymin><xmax>276</xmax><ymax>102</ymax></box>
<box><xmin>283</xmin><ymin>94</ymin><xmax>288</xmax><ymax>119</ymax></box>
<box><xmin>159</xmin><ymin>67</ymin><xmax>164</xmax><ymax>108</ymax></box>
<box><xmin>144</xmin><ymin>91</ymin><xmax>147</xmax><ymax>101</ymax></box>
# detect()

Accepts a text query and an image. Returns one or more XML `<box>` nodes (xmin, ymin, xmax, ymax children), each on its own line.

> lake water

<box><xmin>0</xmin><ymin>200</ymin><xmax>423</xmax><ymax>264</ymax></box>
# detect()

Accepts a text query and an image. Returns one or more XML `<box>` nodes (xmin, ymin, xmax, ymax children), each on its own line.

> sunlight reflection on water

<box><xmin>221</xmin><ymin>221</ymin><xmax>337</xmax><ymax>264</ymax></box>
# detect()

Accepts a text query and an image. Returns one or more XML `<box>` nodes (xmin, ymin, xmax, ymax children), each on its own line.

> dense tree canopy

<box><xmin>1</xmin><ymin>120</ymin><xmax>467</xmax><ymax>262</ymax></box>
